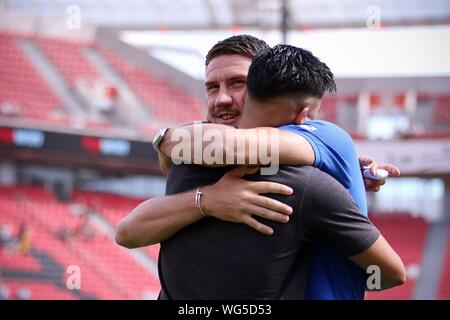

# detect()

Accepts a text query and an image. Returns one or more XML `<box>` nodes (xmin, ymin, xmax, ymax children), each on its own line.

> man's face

<box><xmin>205</xmin><ymin>54</ymin><xmax>252</xmax><ymax>126</ymax></box>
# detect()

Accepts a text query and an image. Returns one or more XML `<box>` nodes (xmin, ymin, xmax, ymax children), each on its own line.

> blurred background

<box><xmin>0</xmin><ymin>0</ymin><xmax>449</xmax><ymax>300</ymax></box>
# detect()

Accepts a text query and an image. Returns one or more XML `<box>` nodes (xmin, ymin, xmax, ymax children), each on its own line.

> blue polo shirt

<box><xmin>280</xmin><ymin>120</ymin><xmax>367</xmax><ymax>300</ymax></box>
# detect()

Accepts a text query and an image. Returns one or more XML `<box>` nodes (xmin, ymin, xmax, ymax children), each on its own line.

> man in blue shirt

<box><xmin>116</xmin><ymin>36</ymin><xmax>400</xmax><ymax>299</ymax></box>
<box><xmin>280</xmin><ymin>121</ymin><xmax>368</xmax><ymax>299</ymax></box>
<box><xmin>237</xmin><ymin>44</ymin><xmax>369</xmax><ymax>299</ymax></box>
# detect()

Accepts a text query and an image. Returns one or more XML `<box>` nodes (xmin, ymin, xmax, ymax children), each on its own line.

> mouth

<box><xmin>215</xmin><ymin>112</ymin><xmax>240</xmax><ymax>125</ymax></box>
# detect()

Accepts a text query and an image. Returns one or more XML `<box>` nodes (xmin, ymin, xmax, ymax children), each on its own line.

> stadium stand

<box><xmin>432</xmin><ymin>95</ymin><xmax>450</xmax><ymax>125</ymax></box>
<box><xmin>72</xmin><ymin>190</ymin><xmax>161</xmax><ymax>265</ymax></box>
<box><xmin>97</xmin><ymin>45</ymin><xmax>204</xmax><ymax>123</ymax></box>
<box><xmin>0</xmin><ymin>32</ymin><xmax>62</xmax><ymax>121</ymax></box>
<box><xmin>365</xmin><ymin>213</ymin><xmax>429</xmax><ymax>300</ymax></box>
<box><xmin>5</xmin><ymin>280</ymin><xmax>76</xmax><ymax>300</ymax></box>
<box><xmin>0</xmin><ymin>185</ymin><xmax>160</xmax><ymax>300</ymax></box>
<box><xmin>73</xmin><ymin>190</ymin><xmax>143</xmax><ymax>227</ymax></box>
<box><xmin>35</xmin><ymin>37</ymin><xmax>100</xmax><ymax>86</ymax></box>
<box><xmin>1</xmin><ymin>31</ymin><xmax>206</xmax><ymax>132</ymax></box>
<box><xmin>437</xmin><ymin>228</ymin><xmax>450</xmax><ymax>299</ymax></box>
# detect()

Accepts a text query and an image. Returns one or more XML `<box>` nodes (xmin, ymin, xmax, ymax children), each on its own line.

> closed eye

<box><xmin>230</xmin><ymin>79</ymin><xmax>246</xmax><ymax>87</ymax></box>
<box><xmin>206</xmin><ymin>84</ymin><xmax>219</xmax><ymax>93</ymax></box>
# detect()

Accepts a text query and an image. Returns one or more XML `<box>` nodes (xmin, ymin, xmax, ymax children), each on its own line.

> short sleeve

<box><xmin>300</xmin><ymin>169</ymin><xmax>380</xmax><ymax>257</ymax></box>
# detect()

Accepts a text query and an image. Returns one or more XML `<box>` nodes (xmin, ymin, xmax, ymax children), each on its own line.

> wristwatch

<box><xmin>152</xmin><ymin>128</ymin><xmax>169</xmax><ymax>153</ymax></box>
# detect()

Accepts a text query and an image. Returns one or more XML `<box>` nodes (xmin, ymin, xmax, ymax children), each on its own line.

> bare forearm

<box><xmin>350</xmin><ymin>235</ymin><xmax>406</xmax><ymax>291</ymax></box>
<box><xmin>160</xmin><ymin>123</ymin><xmax>313</xmax><ymax>166</ymax></box>
<box><xmin>115</xmin><ymin>192</ymin><xmax>202</xmax><ymax>248</ymax></box>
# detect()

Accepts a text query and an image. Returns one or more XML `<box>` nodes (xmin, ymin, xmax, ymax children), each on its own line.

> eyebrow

<box><xmin>205</xmin><ymin>75</ymin><xmax>247</xmax><ymax>87</ymax></box>
<box><xmin>204</xmin><ymin>80</ymin><xmax>217</xmax><ymax>87</ymax></box>
<box><xmin>229</xmin><ymin>75</ymin><xmax>247</xmax><ymax>82</ymax></box>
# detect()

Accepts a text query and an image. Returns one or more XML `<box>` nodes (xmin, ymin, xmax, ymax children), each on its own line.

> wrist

<box><xmin>198</xmin><ymin>186</ymin><xmax>214</xmax><ymax>216</ymax></box>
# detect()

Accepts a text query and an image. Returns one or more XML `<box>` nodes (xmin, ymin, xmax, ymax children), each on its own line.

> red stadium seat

<box><xmin>437</xmin><ymin>230</ymin><xmax>450</xmax><ymax>299</ymax></box>
<box><xmin>365</xmin><ymin>213</ymin><xmax>428</xmax><ymax>300</ymax></box>
<box><xmin>0</xmin><ymin>33</ymin><xmax>62</xmax><ymax>121</ymax></box>
<box><xmin>35</xmin><ymin>37</ymin><xmax>100</xmax><ymax>86</ymax></box>
<box><xmin>0</xmin><ymin>185</ymin><xmax>160</xmax><ymax>300</ymax></box>
<box><xmin>97</xmin><ymin>46</ymin><xmax>205</xmax><ymax>123</ymax></box>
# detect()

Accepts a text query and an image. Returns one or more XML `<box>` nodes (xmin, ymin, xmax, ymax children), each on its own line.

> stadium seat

<box><xmin>0</xmin><ymin>186</ymin><xmax>160</xmax><ymax>300</ymax></box>
<box><xmin>365</xmin><ymin>213</ymin><xmax>428</xmax><ymax>300</ymax></box>
<box><xmin>0</xmin><ymin>33</ymin><xmax>62</xmax><ymax>121</ymax></box>
<box><xmin>97</xmin><ymin>46</ymin><xmax>205</xmax><ymax>124</ymax></box>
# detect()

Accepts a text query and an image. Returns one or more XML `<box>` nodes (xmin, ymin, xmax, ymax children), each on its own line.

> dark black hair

<box><xmin>247</xmin><ymin>44</ymin><xmax>336</xmax><ymax>101</ymax></box>
<box><xmin>205</xmin><ymin>34</ymin><xmax>270</xmax><ymax>66</ymax></box>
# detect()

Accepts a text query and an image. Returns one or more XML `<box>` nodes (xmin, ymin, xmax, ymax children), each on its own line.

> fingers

<box><xmin>245</xmin><ymin>203</ymin><xmax>290</xmax><ymax>224</ymax></box>
<box><xmin>359</xmin><ymin>155</ymin><xmax>377</xmax><ymax>175</ymax></box>
<box><xmin>378</xmin><ymin>164</ymin><xmax>401</xmax><ymax>177</ymax></box>
<box><xmin>359</xmin><ymin>155</ymin><xmax>374</xmax><ymax>167</ymax></box>
<box><xmin>251</xmin><ymin>181</ymin><xmax>293</xmax><ymax>196</ymax></box>
<box><xmin>251</xmin><ymin>194</ymin><xmax>293</xmax><ymax>215</ymax></box>
<box><xmin>364</xmin><ymin>178</ymin><xmax>385</xmax><ymax>192</ymax></box>
<box><xmin>360</xmin><ymin>156</ymin><xmax>401</xmax><ymax>178</ymax></box>
<box><xmin>241</xmin><ymin>215</ymin><xmax>274</xmax><ymax>236</ymax></box>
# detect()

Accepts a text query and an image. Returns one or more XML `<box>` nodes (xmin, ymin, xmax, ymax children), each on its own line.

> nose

<box><xmin>215</xmin><ymin>87</ymin><xmax>233</xmax><ymax>109</ymax></box>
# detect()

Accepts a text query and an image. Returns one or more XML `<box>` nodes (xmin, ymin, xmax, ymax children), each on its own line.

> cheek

<box><xmin>234</xmin><ymin>88</ymin><xmax>247</xmax><ymax>111</ymax></box>
<box><xmin>206</xmin><ymin>96</ymin><xmax>215</xmax><ymax>115</ymax></box>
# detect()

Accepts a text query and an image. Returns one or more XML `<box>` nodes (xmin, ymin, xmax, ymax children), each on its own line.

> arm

<box><xmin>115</xmin><ymin>166</ymin><xmax>293</xmax><ymax>248</ymax></box>
<box><xmin>159</xmin><ymin>124</ymin><xmax>399</xmax><ymax>193</ymax></box>
<box><xmin>303</xmin><ymin>171</ymin><xmax>405</xmax><ymax>290</ymax></box>
<box><xmin>158</xmin><ymin>152</ymin><xmax>171</xmax><ymax>173</ymax></box>
<box><xmin>159</xmin><ymin>123</ymin><xmax>400</xmax><ymax>191</ymax></box>
<box><xmin>350</xmin><ymin>235</ymin><xmax>406</xmax><ymax>290</ymax></box>
<box><xmin>115</xmin><ymin>192</ymin><xmax>202</xmax><ymax>248</ymax></box>
<box><xmin>159</xmin><ymin>123</ymin><xmax>314</xmax><ymax>167</ymax></box>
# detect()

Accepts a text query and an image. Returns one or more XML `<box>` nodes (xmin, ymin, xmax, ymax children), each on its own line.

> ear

<box><xmin>293</xmin><ymin>107</ymin><xmax>310</xmax><ymax>125</ymax></box>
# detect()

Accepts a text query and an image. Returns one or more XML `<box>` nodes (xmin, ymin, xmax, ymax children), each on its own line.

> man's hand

<box><xmin>359</xmin><ymin>156</ymin><xmax>401</xmax><ymax>192</ymax></box>
<box><xmin>201</xmin><ymin>166</ymin><xmax>293</xmax><ymax>235</ymax></box>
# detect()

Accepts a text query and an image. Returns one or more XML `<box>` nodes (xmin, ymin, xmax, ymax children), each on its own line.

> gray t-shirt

<box><xmin>159</xmin><ymin>165</ymin><xmax>380</xmax><ymax>299</ymax></box>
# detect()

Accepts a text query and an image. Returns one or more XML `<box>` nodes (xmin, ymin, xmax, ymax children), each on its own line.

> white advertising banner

<box><xmin>356</xmin><ymin>139</ymin><xmax>450</xmax><ymax>175</ymax></box>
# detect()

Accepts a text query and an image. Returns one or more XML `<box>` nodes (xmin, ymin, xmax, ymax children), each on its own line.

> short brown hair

<box><xmin>205</xmin><ymin>34</ymin><xmax>270</xmax><ymax>66</ymax></box>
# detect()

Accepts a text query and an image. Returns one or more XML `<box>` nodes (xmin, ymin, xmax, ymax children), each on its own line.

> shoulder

<box><xmin>279</xmin><ymin>120</ymin><xmax>352</xmax><ymax>142</ymax></box>
<box><xmin>306</xmin><ymin>120</ymin><xmax>352</xmax><ymax>139</ymax></box>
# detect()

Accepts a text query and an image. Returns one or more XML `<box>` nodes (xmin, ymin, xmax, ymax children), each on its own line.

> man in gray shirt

<box><xmin>159</xmin><ymin>165</ymin><xmax>382</xmax><ymax>299</ymax></box>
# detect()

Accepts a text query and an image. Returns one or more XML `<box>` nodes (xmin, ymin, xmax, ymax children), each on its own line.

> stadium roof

<box><xmin>122</xmin><ymin>26</ymin><xmax>450</xmax><ymax>79</ymax></box>
<box><xmin>2</xmin><ymin>0</ymin><xmax>450</xmax><ymax>30</ymax></box>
